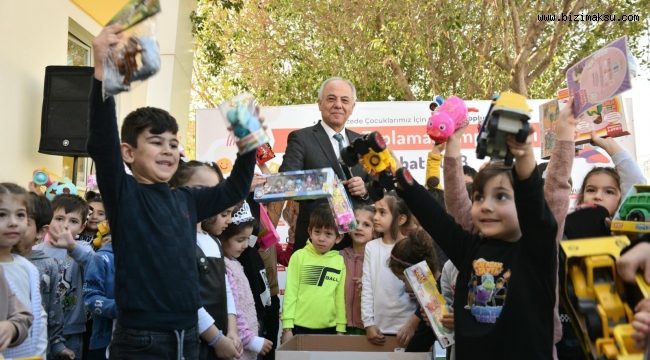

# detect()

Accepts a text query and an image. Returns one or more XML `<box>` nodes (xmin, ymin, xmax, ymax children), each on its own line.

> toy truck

<box><xmin>611</xmin><ymin>185</ymin><xmax>650</xmax><ymax>233</ymax></box>
<box><xmin>340</xmin><ymin>131</ymin><xmax>398</xmax><ymax>200</ymax></box>
<box><xmin>560</xmin><ymin>237</ymin><xmax>646</xmax><ymax>360</ymax></box>
<box><xmin>476</xmin><ymin>92</ymin><xmax>532</xmax><ymax>166</ymax></box>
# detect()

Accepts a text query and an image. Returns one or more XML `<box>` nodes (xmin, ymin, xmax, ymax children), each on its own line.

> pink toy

<box><xmin>426</xmin><ymin>96</ymin><xmax>479</xmax><ymax>144</ymax></box>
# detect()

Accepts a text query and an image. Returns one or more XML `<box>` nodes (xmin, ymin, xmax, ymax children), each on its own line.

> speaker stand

<box><xmin>72</xmin><ymin>156</ymin><xmax>79</xmax><ymax>185</ymax></box>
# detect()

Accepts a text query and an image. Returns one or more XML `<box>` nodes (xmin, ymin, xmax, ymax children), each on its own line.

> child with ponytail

<box><xmin>361</xmin><ymin>192</ymin><xmax>418</xmax><ymax>347</ymax></box>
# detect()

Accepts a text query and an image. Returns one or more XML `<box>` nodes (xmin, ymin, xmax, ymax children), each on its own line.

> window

<box><xmin>67</xmin><ymin>34</ymin><xmax>91</xmax><ymax>66</ymax></box>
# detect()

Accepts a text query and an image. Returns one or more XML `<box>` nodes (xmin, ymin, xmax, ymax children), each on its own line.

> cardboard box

<box><xmin>253</xmin><ymin>168</ymin><xmax>335</xmax><ymax>203</ymax></box>
<box><xmin>403</xmin><ymin>261</ymin><xmax>454</xmax><ymax>348</ymax></box>
<box><xmin>276</xmin><ymin>335</ymin><xmax>432</xmax><ymax>360</ymax></box>
<box><xmin>611</xmin><ymin>185</ymin><xmax>650</xmax><ymax>233</ymax></box>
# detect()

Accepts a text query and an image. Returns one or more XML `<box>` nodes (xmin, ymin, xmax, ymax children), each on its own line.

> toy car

<box><xmin>476</xmin><ymin>92</ymin><xmax>532</xmax><ymax>166</ymax></box>
<box><xmin>340</xmin><ymin>131</ymin><xmax>398</xmax><ymax>200</ymax></box>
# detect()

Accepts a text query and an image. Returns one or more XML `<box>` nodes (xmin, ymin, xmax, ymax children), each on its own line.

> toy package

<box><xmin>256</xmin><ymin>143</ymin><xmax>275</xmax><ymax>165</ymax></box>
<box><xmin>540</xmin><ymin>92</ymin><xmax>629</xmax><ymax>159</ymax></box>
<box><xmin>327</xmin><ymin>177</ymin><xmax>358</xmax><ymax>233</ymax></box>
<box><xmin>102</xmin><ymin>0</ymin><xmax>162</xmax><ymax>98</ymax></box>
<box><xmin>403</xmin><ymin>261</ymin><xmax>455</xmax><ymax>348</ymax></box>
<box><xmin>253</xmin><ymin>168</ymin><xmax>335</xmax><ymax>203</ymax></box>
<box><xmin>219</xmin><ymin>93</ymin><xmax>270</xmax><ymax>154</ymax></box>
<box><xmin>566</xmin><ymin>36</ymin><xmax>633</xmax><ymax>118</ymax></box>
<box><xmin>257</xmin><ymin>203</ymin><xmax>280</xmax><ymax>251</ymax></box>
<box><xmin>611</xmin><ymin>184</ymin><xmax>650</xmax><ymax>233</ymax></box>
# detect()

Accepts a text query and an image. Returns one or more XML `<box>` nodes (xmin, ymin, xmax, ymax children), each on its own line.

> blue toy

<box><xmin>226</xmin><ymin>103</ymin><xmax>261</xmax><ymax>139</ymax></box>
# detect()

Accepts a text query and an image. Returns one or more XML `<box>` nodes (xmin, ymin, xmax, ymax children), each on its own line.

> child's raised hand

<box><xmin>92</xmin><ymin>24</ymin><xmax>124</xmax><ymax>81</ymax></box>
<box><xmin>590</xmin><ymin>127</ymin><xmax>623</xmax><ymax>157</ymax></box>
<box><xmin>431</xmin><ymin>142</ymin><xmax>446</xmax><ymax>155</ymax></box>
<box><xmin>213</xmin><ymin>334</ymin><xmax>242</xmax><ymax>359</ymax></box>
<box><xmin>507</xmin><ymin>129</ymin><xmax>536</xmax><ymax>180</ymax></box>
<box><xmin>365</xmin><ymin>325</ymin><xmax>386</xmax><ymax>345</ymax></box>
<box><xmin>445</xmin><ymin>124</ymin><xmax>468</xmax><ymax>157</ymax></box>
<box><xmin>556</xmin><ymin>98</ymin><xmax>579</xmax><ymax>141</ymax></box>
<box><xmin>260</xmin><ymin>339</ymin><xmax>273</xmax><ymax>355</ymax></box>
<box><xmin>0</xmin><ymin>320</ymin><xmax>17</xmax><ymax>352</ymax></box>
<box><xmin>48</xmin><ymin>222</ymin><xmax>77</xmax><ymax>252</ymax></box>
<box><xmin>618</xmin><ymin>241</ymin><xmax>650</xmax><ymax>284</ymax></box>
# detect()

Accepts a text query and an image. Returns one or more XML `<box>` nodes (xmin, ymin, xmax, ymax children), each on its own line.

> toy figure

<box><xmin>295</xmin><ymin>177</ymin><xmax>304</xmax><ymax>192</ymax></box>
<box><xmin>273</xmin><ymin>178</ymin><xmax>284</xmax><ymax>194</ymax></box>
<box><xmin>226</xmin><ymin>102</ymin><xmax>261</xmax><ymax>139</ymax></box>
<box><xmin>285</xmin><ymin>178</ymin><xmax>295</xmax><ymax>192</ymax></box>
<box><xmin>426</xmin><ymin>96</ymin><xmax>479</xmax><ymax>144</ymax></box>
<box><xmin>316</xmin><ymin>174</ymin><xmax>325</xmax><ymax>189</ymax></box>
<box><xmin>114</xmin><ymin>37</ymin><xmax>142</xmax><ymax>85</ymax></box>
<box><xmin>305</xmin><ymin>175</ymin><xmax>313</xmax><ymax>191</ymax></box>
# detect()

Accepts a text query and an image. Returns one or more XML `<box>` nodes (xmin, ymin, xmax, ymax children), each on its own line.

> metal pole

<box><xmin>72</xmin><ymin>156</ymin><xmax>78</xmax><ymax>185</ymax></box>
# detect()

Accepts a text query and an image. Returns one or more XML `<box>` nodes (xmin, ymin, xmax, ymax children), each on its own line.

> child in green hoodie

<box><xmin>280</xmin><ymin>204</ymin><xmax>347</xmax><ymax>344</ymax></box>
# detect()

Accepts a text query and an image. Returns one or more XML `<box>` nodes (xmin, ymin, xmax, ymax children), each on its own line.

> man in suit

<box><xmin>279</xmin><ymin>77</ymin><xmax>373</xmax><ymax>251</ymax></box>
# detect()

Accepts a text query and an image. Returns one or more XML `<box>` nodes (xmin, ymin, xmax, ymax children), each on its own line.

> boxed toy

<box><xmin>611</xmin><ymin>184</ymin><xmax>650</xmax><ymax>233</ymax></box>
<box><xmin>253</xmin><ymin>168</ymin><xmax>335</xmax><ymax>203</ymax></box>
<box><xmin>566</xmin><ymin>36</ymin><xmax>633</xmax><ymax>119</ymax></box>
<box><xmin>540</xmin><ymin>94</ymin><xmax>629</xmax><ymax>159</ymax></box>
<box><xmin>276</xmin><ymin>335</ymin><xmax>432</xmax><ymax>360</ymax></box>
<box><xmin>403</xmin><ymin>261</ymin><xmax>454</xmax><ymax>348</ymax></box>
<box><xmin>559</xmin><ymin>236</ymin><xmax>647</xmax><ymax>360</ymax></box>
<box><xmin>328</xmin><ymin>177</ymin><xmax>358</xmax><ymax>233</ymax></box>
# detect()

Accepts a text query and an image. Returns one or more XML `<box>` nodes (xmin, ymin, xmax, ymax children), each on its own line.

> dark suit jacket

<box><xmin>279</xmin><ymin>121</ymin><xmax>372</xmax><ymax>250</ymax></box>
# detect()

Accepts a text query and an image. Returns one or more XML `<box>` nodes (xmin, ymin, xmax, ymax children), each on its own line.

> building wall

<box><xmin>0</xmin><ymin>0</ymin><xmax>196</xmax><ymax>187</ymax></box>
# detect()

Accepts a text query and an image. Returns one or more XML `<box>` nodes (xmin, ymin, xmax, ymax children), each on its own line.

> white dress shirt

<box><xmin>320</xmin><ymin>121</ymin><xmax>349</xmax><ymax>158</ymax></box>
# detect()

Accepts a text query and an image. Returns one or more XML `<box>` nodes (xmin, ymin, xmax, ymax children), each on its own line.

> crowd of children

<box><xmin>4</xmin><ymin>24</ymin><xmax>650</xmax><ymax>360</ymax></box>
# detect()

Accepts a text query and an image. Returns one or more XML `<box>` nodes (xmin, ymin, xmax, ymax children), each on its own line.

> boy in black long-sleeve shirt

<box><xmin>87</xmin><ymin>25</ymin><xmax>256</xmax><ymax>359</ymax></box>
<box><xmin>397</xmin><ymin>130</ymin><xmax>557</xmax><ymax>359</ymax></box>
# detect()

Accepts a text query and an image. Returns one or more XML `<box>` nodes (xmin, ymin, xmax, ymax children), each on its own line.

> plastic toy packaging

<box><xmin>327</xmin><ymin>177</ymin><xmax>358</xmax><ymax>233</ymax></box>
<box><xmin>256</xmin><ymin>143</ymin><xmax>275</xmax><ymax>165</ymax></box>
<box><xmin>102</xmin><ymin>0</ymin><xmax>162</xmax><ymax>99</ymax></box>
<box><xmin>219</xmin><ymin>93</ymin><xmax>270</xmax><ymax>154</ymax></box>
<box><xmin>257</xmin><ymin>204</ymin><xmax>280</xmax><ymax>251</ymax></box>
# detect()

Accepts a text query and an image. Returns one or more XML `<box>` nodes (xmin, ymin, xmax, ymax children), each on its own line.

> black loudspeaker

<box><xmin>39</xmin><ymin>66</ymin><xmax>94</xmax><ymax>157</ymax></box>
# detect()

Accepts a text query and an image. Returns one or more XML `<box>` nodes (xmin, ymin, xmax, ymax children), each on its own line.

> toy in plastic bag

<box><xmin>328</xmin><ymin>177</ymin><xmax>358</xmax><ymax>233</ymax></box>
<box><xmin>102</xmin><ymin>0</ymin><xmax>162</xmax><ymax>98</ymax></box>
<box><xmin>219</xmin><ymin>94</ymin><xmax>270</xmax><ymax>154</ymax></box>
<box><xmin>256</xmin><ymin>143</ymin><xmax>275</xmax><ymax>165</ymax></box>
<box><xmin>257</xmin><ymin>204</ymin><xmax>280</xmax><ymax>251</ymax></box>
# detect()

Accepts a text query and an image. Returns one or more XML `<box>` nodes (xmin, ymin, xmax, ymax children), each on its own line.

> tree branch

<box><xmin>460</xmin><ymin>32</ymin><xmax>509</xmax><ymax>71</ymax></box>
<box><xmin>384</xmin><ymin>56</ymin><xmax>416</xmax><ymax>100</ymax></box>
<box><xmin>507</xmin><ymin>0</ymin><xmax>522</xmax><ymax>54</ymax></box>
<box><xmin>448</xmin><ymin>34</ymin><xmax>483</xmax><ymax>95</ymax></box>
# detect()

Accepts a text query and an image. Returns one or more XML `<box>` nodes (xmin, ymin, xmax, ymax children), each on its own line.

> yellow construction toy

<box><xmin>560</xmin><ymin>236</ymin><xmax>648</xmax><ymax>360</ymax></box>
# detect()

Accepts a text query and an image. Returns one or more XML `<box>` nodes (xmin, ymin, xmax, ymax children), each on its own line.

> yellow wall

<box><xmin>70</xmin><ymin>0</ymin><xmax>130</xmax><ymax>26</ymax></box>
<box><xmin>0</xmin><ymin>0</ymin><xmax>195</xmax><ymax>187</ymax></box>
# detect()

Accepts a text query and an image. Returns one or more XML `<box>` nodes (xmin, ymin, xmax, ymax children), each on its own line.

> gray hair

<box><xmin>318</xmin><ymin>77</ymin><xmax>357</xmax><ymax>103</ymax></box>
